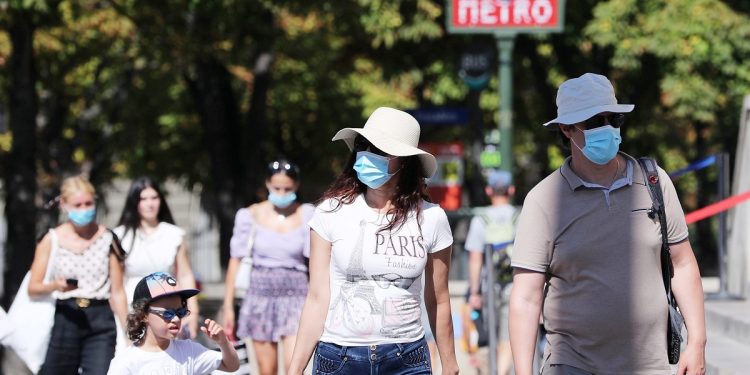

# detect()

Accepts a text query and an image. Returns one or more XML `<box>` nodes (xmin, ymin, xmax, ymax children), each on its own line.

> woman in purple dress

<box><xmin>222</xmin><ymin>159</ymin><xmax>314</xmax><ymax>375</ymax></box>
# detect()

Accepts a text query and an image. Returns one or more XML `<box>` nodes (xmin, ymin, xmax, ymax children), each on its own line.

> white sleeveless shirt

<box><xmin>113</xmin><ymin>222</ymin><xmax>185</xmax><ymax>306</ymax></box>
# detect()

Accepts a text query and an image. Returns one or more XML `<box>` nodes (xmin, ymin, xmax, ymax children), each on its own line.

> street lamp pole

<box><xmin>497</xmin><ymin>35</ymin><xmax>516</xmax><ymax>175</ymax></box>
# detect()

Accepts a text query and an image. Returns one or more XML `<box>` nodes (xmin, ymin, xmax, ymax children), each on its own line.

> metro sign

<box><xmin>447</xmin><ymin>0</ymin><xmax>564</xmax><ymax>34</ymax></box>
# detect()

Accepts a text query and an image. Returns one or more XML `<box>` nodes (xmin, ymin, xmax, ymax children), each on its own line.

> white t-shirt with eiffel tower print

<box><xmin>309</xmin><ymin>194</ymin><xmax>453</xmax><ymax>346</ymax></box>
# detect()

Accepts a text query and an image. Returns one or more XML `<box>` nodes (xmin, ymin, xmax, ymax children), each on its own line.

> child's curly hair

<box><xmin>127</xmin><ymin>300</ymin><xmax>150</xmax><ymax>342</ymax></box>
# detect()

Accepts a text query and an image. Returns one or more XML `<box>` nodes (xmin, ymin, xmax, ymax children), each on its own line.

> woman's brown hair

<box><xmin>317</xmin><ymin>135</ymin><xmax>432</xmax><ymax>234</ymax></box>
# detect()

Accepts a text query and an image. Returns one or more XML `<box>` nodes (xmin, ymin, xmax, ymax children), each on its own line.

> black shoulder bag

<box><xmin>638</xmin><ymin>157</ymin><xmax>684</xmax><ymax>365</ymax></box>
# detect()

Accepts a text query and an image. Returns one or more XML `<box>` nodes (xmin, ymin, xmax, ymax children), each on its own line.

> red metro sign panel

<box><xmin>448</xmin><ymin>0</ymin><xmax>564</xmax><ymax>34</ymax></box>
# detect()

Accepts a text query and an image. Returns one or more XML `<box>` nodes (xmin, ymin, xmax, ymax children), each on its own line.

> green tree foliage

<box><xmin>583</xmin><ymin>0</ymin><xmax>750</xmax><ymax>268</ymax></box>
<box><xmin>2</xmin><ymin>0</ymin><xmax>750</xmax><ymax>289</ymax></box>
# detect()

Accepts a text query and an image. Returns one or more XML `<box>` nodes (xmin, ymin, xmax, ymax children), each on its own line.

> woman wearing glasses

<box><xmin>288</xmin><ymin>107</ymin><xmax>459</xmax><ymax>375</ymax></box>
<box><xmin>113</xmin><ymin>177</ymin><xmax>201</xmax><ymax>340</ymax></box>
<box><xmin>27</xmin><ymin>175</ymin><xmax>128</xmax><ymax>374</ymax></box>
<box><xmin>222</xmin><ymin>159</ymin><xmax>314</xmax><ymax>375</ymax></box>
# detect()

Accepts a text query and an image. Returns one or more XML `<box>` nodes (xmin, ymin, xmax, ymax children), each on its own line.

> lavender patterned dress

<box><xmin>230</xmin><ymin>204</ymin><xmax>313</xmax><ymax>342</ymax></box>
<box><xmin>237</xmin><ymin>266</ymin><xmax>308</xmax><ymax>341</ymax></box>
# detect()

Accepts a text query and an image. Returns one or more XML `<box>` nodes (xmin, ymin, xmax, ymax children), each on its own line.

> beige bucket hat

<box><xmin>543</xmin><ymin>73</ymin><xmax>635</xmax><ymax>126</ymax></box>
<box><xmin>332</xmin><ymin>107</ymin><xmax>437</xmax><ymax>178</ymax></box>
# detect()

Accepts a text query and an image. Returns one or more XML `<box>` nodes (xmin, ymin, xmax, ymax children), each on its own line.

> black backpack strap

<box><xmin>107</xmin><ymin>228</ymin><xmax>126</xmax><ymax>262</ymax></box>
<box><xmin>637</xmin><ymin>157</ymin><xmax>675</xmax><ymax>303</ymax></box>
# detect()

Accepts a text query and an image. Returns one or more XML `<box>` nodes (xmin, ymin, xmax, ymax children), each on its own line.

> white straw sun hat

<box><xmin>332</xmin><ymin>107</ymin><xmax>437</xmax><ymax>178</ymax></box>
<box><xmin>543</xmin><ymin>73</ymin><xmax>634</xmax><ymax>126</ymax></box>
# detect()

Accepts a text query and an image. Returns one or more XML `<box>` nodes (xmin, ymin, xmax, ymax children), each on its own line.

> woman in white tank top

<box><xmin>113</xmin><ymin>176</ymin><xmax>200</xmax><ymax>337</ymax></box>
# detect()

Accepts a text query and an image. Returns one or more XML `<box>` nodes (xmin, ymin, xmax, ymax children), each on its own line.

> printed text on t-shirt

<box><xmin>373</xmin><ymin>234</ymin><xmax>426</xmax><ymax>258</ymax></box>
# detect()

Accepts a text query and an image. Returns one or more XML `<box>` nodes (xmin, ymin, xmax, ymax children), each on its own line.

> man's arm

<box><xmin>509</xmin><ymin>268</ymin><xmax>545</xmax><ymax>375</ymax></box>
<box><xmin>465</xmin><ymin>216</ymin><xmax>486</xmax><ymax>310</ymax></box>
<box><xmin>669</xmin><ymin>240</ymin><xmax>706</xmax><ymax>375</ymax></box>
<box><xmin>467</xmin><ymin>250</ymin><xmax>484</xmax><ymax>309</ymax></box>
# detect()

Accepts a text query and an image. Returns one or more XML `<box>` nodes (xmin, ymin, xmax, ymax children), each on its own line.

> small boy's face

<box><xmin>147</xmin><ymin>295</ymin><xmax>185</xmax><ymax>341</ymax></box>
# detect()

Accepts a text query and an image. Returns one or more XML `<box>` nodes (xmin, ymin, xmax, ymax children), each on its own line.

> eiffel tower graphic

<box><xmin>330</xmin><ymin>219</ymin><xmax>382</xmax><ymax>314</ymax></box>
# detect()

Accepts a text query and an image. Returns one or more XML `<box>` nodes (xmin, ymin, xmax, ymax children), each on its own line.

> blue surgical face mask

<box><xmin>268</xmin><ymin>191</ymin><xmax>297</xmax><ymax>209</ymax></box>
<box><xmin>353</xmin><ymin>151</ymin><xmax>397</xmax><ymax>189</ymax></box>
<box><xmin>571</xmin><ymin>125</ymin><xmax>621</xmax><ymax>165</ymax></box>
<box><xmin>67</xmin><ymin>208</ymin><xmax>96</xmax><ymax>226</ymax></box>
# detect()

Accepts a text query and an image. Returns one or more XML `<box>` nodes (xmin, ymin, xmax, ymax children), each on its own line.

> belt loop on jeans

<box><xmin>338</xmin><ymin>344</ymin><xmax>347</xmax><ymax>359</ymax></box>
<box><xmin>395</xmin><ymin>342</ymin><xmax>404</xmax><ymax>355</ymax></box>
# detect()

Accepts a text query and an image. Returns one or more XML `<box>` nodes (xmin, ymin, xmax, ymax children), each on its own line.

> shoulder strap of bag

<box><xmin>478</xmin><ymin>211</ymin><xmax>491</xmax><ymax>226</ymax></box>
<box><xmin>637</xmin><ymin>157</ymin><xmax>675</xmax><ymax>303</ymax></box>
<box><xmin>45</xmin><ymin>229</ymin><xmax>59</xmax><ymax>283</ymax></box>
<box><xmin>246</xmin><ymin>204</ymin><xmax>258</xmax><ymax>258</ymax></box>
<box><xmin>107</xmin><ymin>228</ymin><xmax>126</xmax><ymax>262</ymax></box>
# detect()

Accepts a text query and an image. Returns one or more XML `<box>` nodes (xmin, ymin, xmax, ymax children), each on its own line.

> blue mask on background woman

<box><xmin>68</xmin><ymin>208</ymin><xmax>96</xmax><ymax>226</ymax></box>
<box><xmin>353</xmin><ymin>151</ymin><xmax>396</xmax><ymax>189</ymax></box>
<box><xmin>268</xmin><ymin>192</ymin><xmax>297</xmax><ymax>208</ymax></box>
<box><xmin>572</xmin><ymin>125</ymin><xmax>621</xmax><ymax>165</ymax></box>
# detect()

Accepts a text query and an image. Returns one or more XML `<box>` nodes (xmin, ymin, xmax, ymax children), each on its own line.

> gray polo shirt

<box><xmin>512</xmin><ymin>153</ymin><xmax>688</xmax><ymax>375</ymax></box>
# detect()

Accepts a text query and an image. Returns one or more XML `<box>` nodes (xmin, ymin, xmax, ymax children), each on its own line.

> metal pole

<box><xmin>485</xmin><ymin>244</ymin><xmax>498</xmax><ymax>375</ymax></box>
<box><xmin>496</xmin><ymin>35</ymin><xmax>516</xmax><ymax>175</ymax></box>
<box><xmin>706</xmin><ymin>152</ymin><xmax>742</xmax><ymax>300</ymax></box>
<box><xmin>718</xmin><ymin>152</ymin><xmax>730</xmax><ymax>296</ymax></box>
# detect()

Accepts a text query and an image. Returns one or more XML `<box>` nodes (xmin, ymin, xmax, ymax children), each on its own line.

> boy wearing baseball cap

<box><xmin>108</xmin><ymin>272</ymin><xmax>239</xmax><ymax>374</ymax></box>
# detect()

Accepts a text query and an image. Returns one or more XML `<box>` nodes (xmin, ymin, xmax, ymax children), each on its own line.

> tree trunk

<box><xmin>185</xmin><ymin>57</ymin><xmax>243</xmax><ymax>269</ymax></box>
<box><xmin>243</xmin><ymin>52</ymin><xmax>273</xmax><ymax>203</ymax></box>
<box><xmin>2</xmin><ymin>11</ymin><xmax>38</xmax><ymax>309</ymax></box>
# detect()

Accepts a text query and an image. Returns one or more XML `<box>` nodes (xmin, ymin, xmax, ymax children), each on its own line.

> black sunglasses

<box><xmin>353</xmin><ymin>136</ymin><xmax>388</xmax><ymax>157</ymax></box>
<box><xmin>583</xmin><ymin>113</ymin><xmax>625</xmax><ymax>130</ymax></box>
<box><xmin>268</xmin><ymin>160</ymin><xmax>299</xmax><ymax>177</ymax></box>
<box><xmin>149</xmin><ymin>307</ymin><xmax>190</xmax><ymax>321</ymax></box>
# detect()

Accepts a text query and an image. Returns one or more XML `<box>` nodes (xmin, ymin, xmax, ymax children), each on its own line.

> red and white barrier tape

<box><xmin>684</xmin><ymin>189</ymin><xmax>750</xmax><ymax>224</ymax></box>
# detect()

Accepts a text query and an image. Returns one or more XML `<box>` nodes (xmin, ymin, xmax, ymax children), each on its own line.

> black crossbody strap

<box><xmin>637</xmin><ymin>157</ymin><xmax>675</xmax><ymax>303</ymax></box>
<box><xmin>107</xmin><ymin>228</ymin><xmax>126</xmax><ymax>262</ymax></box>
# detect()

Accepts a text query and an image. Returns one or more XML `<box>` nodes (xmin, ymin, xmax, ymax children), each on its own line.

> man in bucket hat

<box><xmin>508</xmin><ymin>73</ymin><xmax>706</xmax><ymax>375</ymax></box>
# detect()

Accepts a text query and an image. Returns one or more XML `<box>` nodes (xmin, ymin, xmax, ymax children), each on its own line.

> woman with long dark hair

<box><xmin>288</xmin><ymin>107</ymin><xmax>459</xmax><ymax>375</ymax></box>
<box><xmin>114</xmin><ymin>176</ymin><xmax>200</xmax><ymax>338</ymax></box>
<box><xmin>222</xmin><ymin>159</ymin><xmax>314</xmax><ymax>375</ymax></box>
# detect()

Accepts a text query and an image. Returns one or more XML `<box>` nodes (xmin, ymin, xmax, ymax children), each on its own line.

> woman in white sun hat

<box><xmin>288</xmin><ymin>107</ymin><xmax>459</xmax><ymax>375</ymax></box>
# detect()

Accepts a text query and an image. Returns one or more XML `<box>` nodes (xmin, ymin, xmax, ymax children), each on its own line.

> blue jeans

<box><xmin>313</xmin><ymin>337</ymin><xmax>432</xmax><ymax>375</ymax></box>
<box><xmin>39</xmin><ymin>299</ymin><xmax>116</xmax><ymax>374</ymax></box>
